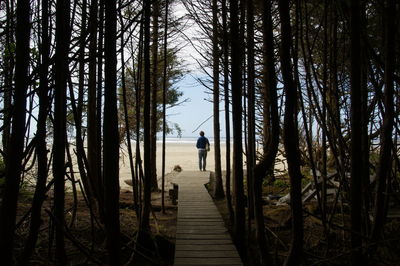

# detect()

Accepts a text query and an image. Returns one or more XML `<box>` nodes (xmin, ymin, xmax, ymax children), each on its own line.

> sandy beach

<box><xmin>119</xmin><ymin>140</ymin><xmax>287</xmax><ymax>190</ymax></box>
<box><xmin>119</xmin><ymin>141</ymin><xmax>228</xmax><ymax>189</ymax></box>
<box><xmin>38</xmin><ymin>139</ymin><xmax>285</xmax><ymax>191</ymax></box>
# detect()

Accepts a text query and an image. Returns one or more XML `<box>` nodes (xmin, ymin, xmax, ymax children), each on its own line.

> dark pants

<box><xmin>198</xmin><ymin>149</ymin><xmax>207</xmax><ymax>171</ymax></box>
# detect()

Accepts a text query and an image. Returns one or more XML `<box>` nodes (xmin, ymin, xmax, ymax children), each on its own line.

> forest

<box><xmin>0</xmin><ymin>0</ymin><xmax>399</xmax><ymax>265</ymax></box>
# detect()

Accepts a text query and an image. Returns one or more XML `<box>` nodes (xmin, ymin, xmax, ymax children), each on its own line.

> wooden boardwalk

<box><xmin>173</xmin><ymin>171</ymin><xmax>243</xmax><ymax>266</ymax></box>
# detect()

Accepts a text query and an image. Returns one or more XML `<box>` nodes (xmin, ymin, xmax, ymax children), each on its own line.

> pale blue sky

<box><xmin>167</xmin><ymin>74</ymin><xmax>228</xmax><ymax>139</ymax></box>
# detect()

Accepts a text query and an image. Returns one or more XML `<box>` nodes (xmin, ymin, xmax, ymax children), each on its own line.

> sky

<box><xmin>166</xmin><ymin>74</ymin><xmax>224</xmax><ymax>139</ymax></box>
<box><xmin>165</xmin><ymin>3</ymin><xmax>226</xmax><ymax>139</ymax></box>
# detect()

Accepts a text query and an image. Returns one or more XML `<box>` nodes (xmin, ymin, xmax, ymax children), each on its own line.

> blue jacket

<box><xmin>196</xmin><ymin>136</ymin><xmax>210</xmax><ymax>149</ymax></box>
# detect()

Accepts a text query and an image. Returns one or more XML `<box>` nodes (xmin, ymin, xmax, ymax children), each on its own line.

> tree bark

<box><xmin>221</xmin><ymin>0</ymin><xmax>234</xmax><ymax>221</ymax></box>
<box><xmin>104</xmin><ymin>0</ymin><xmax>120</xmax><ymax>263</ymax></box>
<box><xmin>150</xmin><ymin>0</ymin><xmax>160</xmax><ymax>191</ymax></box>
<box><xmin>278</xmin><ymin>0</ymin><xmax>304</xmax><ymax>264</ymax></box>
<box><xmin>88</xmin><ymin>0</ymin><xmax>103</xmax><ymax>217</ymax></box>
<box><xmin>350</xmin><ymin>0</ymin><xmax>363</xmax><ymax>264</ymax></box>
<box><xmin>212</xmin><ymin>0</ymin><xmax>224</xmax><ymax>198</ymax></box>
<box><xmin>140</xmin><ymin>0</ymin><xmax>153</xmax><ymax>234</ymax></box>
<box><xmin>2</xmin><ymin>0</ymin><xmax>15</xmax><ymax>156</ymax></box>
<box><xmin>230</xmin><ymin>0</ymin><xmax>245</xmax><ymax>256</ymax></box>
<box><xmin>161</xmin><ymin>0</ymin><xmax>170</xmax><ymax>213</ymax></box>
<box><xmin>370</xmin><ymin>0</ymin><xmax>396</xmax><ymax>247</ymax></box>
<box><xmin>253</xmin><ymin>0</ymin><xmax>278</xmax><ymax>264</ymax></box>
<box><xmin>0</xmin><ymin>0</ymin><xmax>30</xmax><ymax>263</ymax></box>
<box><xmin>246</xmin><ymin>0</ymin><xmax>256</xmax><ymax>226</ymax></box>
<box><xmin>19</xmin><ymin>0</ymin><xmax>50</xmax><ymax>263</ymax></box>
<box><xmin>53</xmin><ymin>0</ymin><xmax>71</xmax><ymax>262</ymax></box>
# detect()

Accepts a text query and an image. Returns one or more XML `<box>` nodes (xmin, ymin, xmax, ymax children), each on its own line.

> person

<box><xmin>196</xmin><ymin>131</ymin><xmax>210</xmax><ymax>171</ymax></box>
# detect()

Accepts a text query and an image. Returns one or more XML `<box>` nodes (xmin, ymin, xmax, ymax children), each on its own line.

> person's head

<box><xmin>199</xmin><ymin>131</ymin><xmax>205</xmax><ymax>136</ymax></box>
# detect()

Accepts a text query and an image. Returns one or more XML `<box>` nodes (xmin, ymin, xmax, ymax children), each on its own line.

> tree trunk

<box><xmin>19</xmin><ymin>0</ymin><xmax>50</xmax><ymax>263</ymax></box>
<box><xmin>150</xmin><ymin>0</ymin><xmax>160</xmax><ymax>191</ymax></box>
<box><xmin>53</xmin><ymin>0</ymin><xmax>71</xmax><ymax>262</ymax></box>
<box><xmin>74</xmin><ymin>0</ymin><xmax>96</xmax><ymax>208</ymax></box>
<box><xmin>253</xmin><ymin>0</ymin><xmax>278</xmax><ymax>264</ymax></box>
<box><xmin>230</xmin><ymin>0</ymin><xmax>245</xmax><ymax>256</ymax></box>
<box><xmin>104</xmin><ymin>0</ymin><xmax>120</xmax><ymax>263</ymax></box>
<box><xmin>222</xmin><ymin>0</ymin><xmax>234</xmax><ymax>221</ymax></box>
<box><xmin>96</xmin><ymin>0</ymin><xmax>105</xmax><ymax>213</ymax></box>
<box><xmin>0</xmin><ymin>0</ymin><xmax>30</xmax><ymax>263</ymax></box>
<box><xmin>2</xmin><ymin>0</ymin><xmax>15</xmax><ymax>156</ymax></box>
<box><xmin>161</xmin><ymin>0</ymin><xmax>170</xmax><ymax>213</ymax></box>
<box><xmin>278</xmin><ymin>0</ymin><xmax>304</xmax><ymax>264</ymax></box>
<box><xmin>371</xmin><ymin>0</ymin><xmax>395</xmax><ymax>247</ymax></box>
<box><xmin>349</xmin><ymin>0</ymin><xmax>363</xmax><ymax>264</ymax></box>
<box><xmin>140</xmin><ymin>0</ymin><xmax>153</xmax><ymax>234</ymax></box>
<box><xmin>212</xmin><ymin>0</ymin><xmax>224</xmax><ymax>198</ymax></box>
<box><xmin>88</xmin><ymin>0</ymin><xmax>103</xmax><ymax>217</ymax></box>
<box><xmin>118</xmin><ymin>3</ymin><xmax>138</xmax><ymax>218</ymax></box>
<box><xmin>246</xmin><ymin>0</ymin><xmax>256</xmax><ymax>226</ymax></box>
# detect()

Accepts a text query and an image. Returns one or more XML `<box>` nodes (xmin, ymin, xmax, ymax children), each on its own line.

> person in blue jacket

<box><xmin>196</xmin><ymin>131</ymin><xmax>210</xmax><ymax>171</ymax></box>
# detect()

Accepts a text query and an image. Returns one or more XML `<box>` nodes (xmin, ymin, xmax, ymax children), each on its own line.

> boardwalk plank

<box><xmin>175</xmin><ymin>250</ymin><xmax>240</xmax><ymax>258</ymax></box>
<box><xmin>175</xmin><ymin>258</ymin><xmax>242</xmax><ymax>265</ymax></box>
<box><xmin>173</xmin><ymin>171</ymin><xmax>242</xmax><ymax>266</ymax></box>
<box><xmin>175</xmin><ymin>244</ymin><xmax>236</xmax><ymax>251</ymax></box>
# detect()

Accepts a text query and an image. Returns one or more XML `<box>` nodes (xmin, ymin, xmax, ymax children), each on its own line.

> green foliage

<box><xmin>273</xmin><ymin>179</ymin><xmax>289</xmax><ymax>188</ymax></box>
<box><xmin>3</xmin><ymin>42</ymin><xmax>15</xmax><ymax>58</ymax></box>
<box><xmin>0</xmin><ymin>156</ymin><xmax>5</xmax><ymax>191</ymax></box>
<box><xmin>118</xmin><ymin>47</ymin><xmax>186</xmax><ymax>141</ymax></box>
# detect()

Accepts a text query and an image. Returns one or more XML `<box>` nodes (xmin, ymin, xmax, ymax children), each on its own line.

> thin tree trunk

<box><xmin>212</xmin><ymin>0</ymin><xmax>224</xmax><ymax>198</ymax></box>
<box><xmin>253</xmin><ymin>0</ymin><xmax>277</xmax><ymax>264</ymax></box>
<box><xmin>161</xmin><ymin>0</ymin><xmax>170</xmax><ymax>213</ymax></box>
<box><xmin>2</xmin><ymin>0</ymin><xmax>15</xmax><ymax>156</ymax></box>
<box><xmin>370</xmin><ymin>0</ymin><xmax>396</xmax><ymax>247</ymax></box>
<box><xmin>0</xmin><ymin>0</ymin><xmax>30</xmax><ymax>263</ymax></box>
<box><xmin>150</xmin><ymin>0</ymin><xmax>160</xmax><ymax>191</ymax></box>
<box><xmin>222</xmin><ymin>0</ymin><xmax>234</xmax><ymax>221</ymax></box>
<box><xmin>230</xmin><ymin>0</ymin><xmax>245</xmax><ymax>256</ymax></box>
<box><xmin>88</xmin><ymin>0</ymin><xmax>102</xmax><ymax>217</ymax></box>
<box><xmin>246</xmin><ymin>0</ymin><xmax>256</xmax><ymax>227</ymax></box>
<box><xmin>360</xmin><ymin>2</ymin><xmax>371</xmax><ymax>236</ymax></box>
<box><xmin>140</xmin><ymin>0</ymin><xmax>153</xmax><ymax>234</ymax></box>
<box><xmin>350</xmin><ymin>0</ymin><xmax>363</xmax><ymax>263</ymax></box>
<box><xmin>96</xmin><ymin>0</ymin><xmax>105</xmax><ymax>213</ymax></box>
<box><xmin>19</xmin><ymin>0</ymin><xmax>50</xmax><ymax>263</ymax></box>
<box><xmin>118</xmin><ymin>2</ymin><xmax>138</xmax><ymax>218</ymax></box>
<box><xmin>75</xmin><ymin>0</ymin><xmax>96</xmax><ymax>206</ymax></box>
<box><xmin>53</xmin><ymin>0</ymin><xmax>71</xmax><ymax>262</ymax></box>
<box><xmin>278</xmin><ymin>0</ymin><xmax>304</xmax><ymax>264</ymax></box>
<box><xmin>104</xmin><ymin>0</ymin><xmax>120</xmax><ymax>263</ymax></box>
<box><xmin>135</xmin><ymin>17</ymin><xmax>145</xmax><ymax>223</ymax></box>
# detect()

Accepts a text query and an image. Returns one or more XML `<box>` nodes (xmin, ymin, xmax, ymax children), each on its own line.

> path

<box><xmin>173</xmin><ymin>171</ymin><xmax>243</xmax><ymax>266</ymax></box>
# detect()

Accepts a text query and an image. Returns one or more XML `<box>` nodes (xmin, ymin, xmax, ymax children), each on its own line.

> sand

<box><xmin>119</xmin><ymin>141</ymin><xmax>287</xmax><ymax>190</ymax></box>
<box><xmin>29</xmin><ymin>141</ymin><xmax>285</xmax><ymax>191</ymax></box>
<box><xmin>119</xmin><ymin>142</ymin><xmax>228</xmax><ymax>189</ymax></box>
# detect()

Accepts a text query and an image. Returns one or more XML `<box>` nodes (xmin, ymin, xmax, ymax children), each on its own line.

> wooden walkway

<box><xmin>173</xmin><ymin>171</ymin><xmax>243</xmax><ymax>266</ymax></box>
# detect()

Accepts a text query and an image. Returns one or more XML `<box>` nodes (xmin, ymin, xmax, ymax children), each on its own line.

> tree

<box><xmin>53</xmin><ymin>0</ymin><xmax>71</xmax><ymax>262</ymax></box>
<box><xmin>20</xmin><ymin>0</ymin><xmax>51</xmax><ymax>262</ymax></box>
<box><xmin>253</xmin><ymin>0</ymin><xmax>278</xmax><ymax>264</ymax></box>
<box><xmin>349</xmin><ymin>0</ymin><xmax>363</xmax><ymax>263</ymax></box>
<box><xmin>140</xmin><ymin>0</ymin><xmax>152</xmax><ymax>237</ymax></box>
<box><xmin>0</xmin><ymin>0</ymin><xmax>31</xmax><ymax>263</ymax></box>
<box><xmin>150</xmin><ymin>0</ymin><xmax>160</xmax><ymax>191</ymax></box>
<box><xmin>370</xmin><ymin>0</ymin><xmax>396</xmax><ymax>250</ymax></box>
<box><xmin>221</xmin><ymin>0</ymin><xmax>234</xmax><ymax>221</ymax></box>
<box><xmin>278</xmin><ymin>0</ymin><xmax>304</xmax><ymax>264</ymax></box>
<box><xmin>118</xmin><ymin>49</ymin><xmax>185</xmax><ymax>142</ymax></box>
<box><xmin>103</xmin><ymin>0</ymin><xmax>120</xmax><ymax>263</ymax></box>
<box><xmin>87</xmin><ymin>0</ymin><xmax>103</xmax><ymax>217</ymax></box>
<box><xmin>230</xmin><ymin>0</ymin><xmax>246</xmax><ymax>255</ymax></box>
<box><xmin>212</xmin><ymin>0</ymin><xmax>224</xmax><ymax>198</ymax></box>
